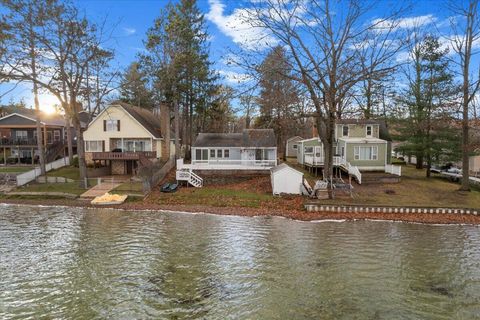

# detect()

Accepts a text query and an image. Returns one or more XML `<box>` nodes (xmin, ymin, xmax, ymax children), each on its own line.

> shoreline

<box><xmin>1</xmin><ymin>198</ymin><xmax>480</xmax><ymax>225</ymax></box>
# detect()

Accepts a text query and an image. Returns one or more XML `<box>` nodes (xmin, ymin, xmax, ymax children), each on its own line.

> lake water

<box><xmin>0</xmin><ymin>205</ymin><xmax>479</xmax><ymax>319</ymax></box>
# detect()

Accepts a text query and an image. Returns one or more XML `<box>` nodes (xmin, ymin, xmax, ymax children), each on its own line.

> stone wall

<box><xmin>111</xmin><ymin>160</ymin><xmax>125</xmax><ymax>175</ymax></box>
<box><xmin>304</xmin><ymin>204</ymin><xmax>479</xmax><ymax>215</ymax></box>
<box><xmin>85</xmin><ymin>152</ymin><xmax>93</xmax><ymax>165</ymax></box>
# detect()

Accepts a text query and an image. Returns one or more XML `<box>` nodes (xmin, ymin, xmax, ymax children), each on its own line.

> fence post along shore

<box><xmin>16</xmin><ymin>157</ymin><xmax>70</xmax><ymax>187</ymax></box>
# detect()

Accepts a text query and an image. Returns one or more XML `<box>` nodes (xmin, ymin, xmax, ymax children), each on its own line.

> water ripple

<box><xmin>0</xmin><ymin>205</ymin><xmax>479</xmax><ymax>319</ymax></box>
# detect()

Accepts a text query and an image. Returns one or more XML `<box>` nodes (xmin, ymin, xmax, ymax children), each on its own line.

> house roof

<box><xmin>286</xmin><ymin>136</ymin><xmax>303</xmax><ymax>142</ymax></box>
<box><xmin>109</xmin><ymin>101</ymin><xmax>163</xmax><ymax>139</ymax></box>
<box><xmin>193</xmin><ymin>129</ymin><xmax>276</xmax><ymax>148</ymax></box>
<box><xmin>270</xmin><ymin>163</ymin><xmax>303</xmax><ymax>175</ymax></box>
<box><xmin>0</xmin><ymin>109</ymin><xmax>65</xmax><ymax>127</ymax></box>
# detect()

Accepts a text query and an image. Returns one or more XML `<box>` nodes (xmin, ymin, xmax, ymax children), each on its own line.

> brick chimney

<box><xmin>159</xmin><ymin>103</ymin><xmax>170</xmax><ymax>161</ymax></box>
<box><xmin>312</xmin><ymin>123</ymin><xmax>318</xmax><ymax>138</ymax></box>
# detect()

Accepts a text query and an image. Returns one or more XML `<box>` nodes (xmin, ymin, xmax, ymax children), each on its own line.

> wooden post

<box><xmin>17</xmin><ymin>147</ymin><xmax>20</xmax><ymax>165</ymax></box>
<box><xmin>43</xmin><ymin>126</ymin><xmax>47</xmax><ymax>146</ymax></box>
<box><xmin>31</xmin><ymin>148</ymin><xmax>34</xmax><ymax>165</ymax></box>
<box><xmin>3</xmin><ymin>147</ymin><xmax>6</xmax><ymax>165</ymax></box>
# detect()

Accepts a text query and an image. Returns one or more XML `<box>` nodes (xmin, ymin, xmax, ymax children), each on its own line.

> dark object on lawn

<box><xmin>161</xmin><ymin>182</ymin><xmax>178</xmax><ymax>193</ymax></box>
<box><xmin>385</xmin><ymin>189</ymin><xmax>396</xmax><ymax>195</ymax></box>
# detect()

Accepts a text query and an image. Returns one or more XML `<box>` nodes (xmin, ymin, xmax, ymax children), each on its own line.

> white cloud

<box><xmin>206</xmin><ymin>0</ymin><xmax>277</xmax><ymax>50</ymax></box>
<box><xmin>373</xmin><ymin>14</ymin><xmax>437</xmax><ymax>31</ymax></box>
<box><xmin>123</xmin><ymin>27</ymin><xmax>136</xmax><ymax>36</ymax></box>
<box><xmin>218</xmin><ymin>70</ymin><xmax>252</xmax><ymax>83</ymax></box>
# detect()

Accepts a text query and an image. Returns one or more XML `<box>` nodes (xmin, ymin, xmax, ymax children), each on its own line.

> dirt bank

<box><xmin>1</xmin><ymin>198</ymin><xmax>479</xmax><ymax>225</ymax></box>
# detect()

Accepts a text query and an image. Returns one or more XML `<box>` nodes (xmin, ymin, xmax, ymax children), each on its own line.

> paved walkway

<box><xmin>80</xmin><ymin>182</ymin><xmax>121</xmax><ymax>198</ymax></box>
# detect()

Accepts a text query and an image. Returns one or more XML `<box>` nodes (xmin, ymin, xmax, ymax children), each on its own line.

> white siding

<box><xmin>271</xmin><ymin>167</ymin><xmax>303</xmax><ymax>195</ymax></box>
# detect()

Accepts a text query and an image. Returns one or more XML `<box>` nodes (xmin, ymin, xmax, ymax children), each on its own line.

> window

<box><xmin>224</xmin><ymin>149</ymin><xmax>229</xmax><ymax>158</ymax></box>
<box><xmin>342</xmin><ymin>125</ymin><xmax>349</xmax><ymax>137</ymax></box>
<box><xmin>54</xmin><ymin>130</ymin><xmax>61</xmax><ymax>142</ymax></box>
<box><xmin>210</xmin><ymin>149</ymin><xmax>215</xmax><ymax>158</ymax></box>
<box><xmin>304</xmin><ymin>146</ymin><xmax>314</xmax><ymax>154</ymax></box>
<box><xmin>122</xmin><ymin>139</ymin><xmax>151</xmax><ymax>152</ymax></box>
<box><xmin>293</xmin><ymin>144</ymin><xmax>298</xmax><ymax>149</ymax></box>
<box><xmin>341</xmin><ymin>146</ymin><xmax>345</xmax><ymax>158</ymax></box>
<box><xmin>195</xmin><ymin>149</ymin><xmax>209</xmax><ymax>160</ymax></box>
<box><xmin>105</xmin><ymin>119</ymin><xmax>119</xmax><ymax>131</ymax></box>
<box><xmin>85</xmin><ymin>141</ymin><xmax>103</xmax><ymax>152</ymax></box>
<box><xmin>47</xmin><ymin>131</ymin><xmax>52</xmax><ymax>144</ymax></box>
<box><xmin>217</xmin><ymin>149</ymin><xmax>223</xmax><ymax>158</ymax></box>
<box><xmin>15</xmin><ymin>130</ymin><xmax>27</xmax><ymax>141</ymax></box>
<box><xmin>366</xmin><ymin>125</ymin><xmax>373</xmax><ymax>137</ymax></box>
<box><xmin>354</xmin><ymin>146</ymin><xmax>378</xmax><ymax>160</ymax></box>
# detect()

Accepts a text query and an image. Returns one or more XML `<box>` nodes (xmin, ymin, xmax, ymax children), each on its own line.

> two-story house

<box><xmin>296</xmin><ymin>119</ymin><xmax>392</xmax><ymax>171</ymax></box>
<box><xmin>83</xmin><ymin>101</ymin><xmax>174</xmax><ymax>175</ymax></box>
<box><xmin>0</xmin><ymin>109</ymin><xmax>69</xmax><ymax>164</ymax></box>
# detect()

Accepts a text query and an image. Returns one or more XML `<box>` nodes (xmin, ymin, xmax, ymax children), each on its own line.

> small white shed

<box><xmin>270</xmin><ymin>163</ymin><xmax>304</xmax><ymax>195</ymax></box>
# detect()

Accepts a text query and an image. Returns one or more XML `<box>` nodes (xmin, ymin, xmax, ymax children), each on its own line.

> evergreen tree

<box><xmin>142</xmin><ymin>0</ymin><xmax>218</xmax><ymax>159</ymax></box>
<box><xmin>397</xmin><ymin>35</ymin><xmax>460</xmax><ymax>176</ymax></box>
<box><xmin>119</xmin><ymin>62</ymin><xmax>153</xmax><ymax>109</ymax></box>
<box><xmin>255</xmin><ymin>46</ymin><xmax>301</xmax><ymax>156</ymax></box>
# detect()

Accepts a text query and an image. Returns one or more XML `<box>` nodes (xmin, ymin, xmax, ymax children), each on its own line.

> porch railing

<box><xmin>92</xmin><ymin>151</ymin><xmax>157</xmax><ymax>160</ymax></box>
<box><xmin>305</xmin><ymin>155</ymin><xmax>344</xmax><ymax>166</ymax></box>
<box><xmin>191</xmin><ymin>159</ymin><xmax>277</xmax><ymax>167</ymax></box>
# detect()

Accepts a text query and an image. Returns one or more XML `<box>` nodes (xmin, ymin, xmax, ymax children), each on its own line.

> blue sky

<box><xmin>0</xmin><ymin>0</ymin><xmax>477</xmax><ymax>110</ymax></box>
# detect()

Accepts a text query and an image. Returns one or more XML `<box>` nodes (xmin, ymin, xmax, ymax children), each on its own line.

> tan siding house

<box><xmin>83</xmin><ymin>102</ymin><xmax>174</xmax><ymax>175</ymax></box>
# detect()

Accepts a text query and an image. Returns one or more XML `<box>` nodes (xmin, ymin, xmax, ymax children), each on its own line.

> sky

<box><xmin>0</xmin><ymin>0</ymin><xmax>477</xmax><ymax>112</ymax></box>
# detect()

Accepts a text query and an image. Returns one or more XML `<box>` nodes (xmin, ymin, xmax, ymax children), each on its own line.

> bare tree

<box><xmin>1</xmin><ymin>0</ymin><xmax>47</xmax><ymax>173</ymax></box>
<box><xmin>1</xmin><ymin>0</ymin><xmax>115</xmax><ymax>188</ymax></box>
<box><xmin>247</xmin><ymin>0</ymin><xmax>404</xmax><ymax>196</ymax></box>
<box><xmin>448</xmin><ymin>0</ymin><xmax>480</xmax><ymax>191</ymax></box>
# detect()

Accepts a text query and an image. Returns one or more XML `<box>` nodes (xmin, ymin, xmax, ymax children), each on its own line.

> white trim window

<box><xmin>15</xmin><ymin>130</ymin><xmax>28</xmax><ymax>140</ymax></box>
<box><xmin>195</xmin><ymin>148</ymin><xmax>209</xmax><ymax>161</ymax></box>
<box><xmin>54</xmin><ymin>130</ymin><xmax>61</xmax><ymax>142</ymax></box>
<box><xmin>106</xmin><ymin>119</ymin><xmax>118</xmax><ymax>131</ymax></box>
<box><xmin>354</xmin><ymin>146</ymin><xmax>378</xmax><ymax>160</ymax></box>
<box><xmin>293</xmin><ymin>144</ymin><xmax>298</xmax><ymax>149</ymax></box>
<box><xmin>342</xmin><ymin>125</ymin><xmax>349</xmax><ymax>137</ymax></box>
<box><xmin>85</xmin><ymin>140</ymin><xmax>103</xmax><ymax>152</ymax></box>
<box><xmin>366</xmin><ymin>125</ymin><xmax>373</xmax><ymax>137</ymax></box>
<box><xmin>304</xmin><ymin>146</ymin><xmax>314</xmax><ymax>154</ymax></box>
<box><xmin>224</xmin><ymin>149</ymin><xmax>230</xmax><ymax>158</ymax></box>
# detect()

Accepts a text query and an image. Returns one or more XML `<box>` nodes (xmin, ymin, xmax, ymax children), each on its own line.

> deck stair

<box><xmin>176</xmin><ymin>169</ymin><xmax>203</xmax><ymax>187</ymax></box>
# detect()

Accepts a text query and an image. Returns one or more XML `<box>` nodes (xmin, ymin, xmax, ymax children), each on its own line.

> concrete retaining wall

<box><xmin>304</xmin><ymin>204</ymin><xmax>479</xmax><ymax>215</ymax></box>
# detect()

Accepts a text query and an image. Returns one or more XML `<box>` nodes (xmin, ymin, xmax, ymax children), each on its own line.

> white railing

<box><xmin>191</xmin><ymin>159</ymin><xmax>277</xmax><ymax>167</ymax></box>
<box><xmin>347</xmin><ymin>164</ymin><xmax>362</xmax><ymax>184</ymax></box>
<box><xmin>305</xmin><ymin>155</ymin><xmax>345</xmax><ymax>166</ymax></box>
<box><xmin>16</xmin><ymin>156</ymin><xmax>70</xmax><ymax>186</ymax></box>
<box><xmin>176</xmin><ymin>158</ymin><xmax>184</xmax><ymax>170</ymax></box>
<box><xmin>176</xmin><ymin>169</ymin><xmax>203</xmax><ymax>187</ymax></box>
<box><xmin>385</xmin><ymin>164</ymin><xmax>402</xmax><ymax>176</ymax></box>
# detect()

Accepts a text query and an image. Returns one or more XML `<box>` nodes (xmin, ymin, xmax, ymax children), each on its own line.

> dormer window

<box><xmin>342</xmin><ymin>125</ymin><xmax>349</xmax><ymax>137</ymax></box>
<box><xmin>366</xmin><ymin>125</ymin><xmax>373</xmax><ymax>137</ymax></box>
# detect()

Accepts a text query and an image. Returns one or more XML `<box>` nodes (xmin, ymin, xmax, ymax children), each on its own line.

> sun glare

<box><xmin>38</xmin><ymin>94</ymin><xmax>60</xmax><ymax>115</ymax></box>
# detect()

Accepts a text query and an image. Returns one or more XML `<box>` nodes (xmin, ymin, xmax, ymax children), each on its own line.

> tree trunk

<box><xmin>33</xmin><ymin>86</ymin><xmax>45</xmax><ymax>175</ymax></box>
<box><xmin>71</xmin><ymin>98</ymin><xmax>88</xmax><ymax>188</ymax></box>
<box><xmin>174</xmin><ymin>98</ymin><xmax>180</xmax><ymax>159</ymax></box>
<box><xmin>64</xmin><ymin>111</ymin><xmax>73</xmax><ymax>163</ymax></box>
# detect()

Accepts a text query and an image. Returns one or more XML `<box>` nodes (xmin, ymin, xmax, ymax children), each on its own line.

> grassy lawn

<box><xmin>0</xmin><ymin>166</ymin><xmax>34</xmax><ymax>173</ymax></box>
<box><xmin>111</xmin><ymin>181</ymin><xmax>144</xmax><ymax>195</ymax></box>
<box><xmin>319</xmin><ymin>165</ymin><xmax>480</xmax><ymax>208</ymax></box>
<box><xmin>15</xmin><ymin>182</ymin><xmax>89</xmax><ymax>196</ymax></box>
<box><xmin>150</xmin><ymin>185</ymin><xmax>289</xmax><ymax>209</ymax></box>
<box><xmin>46</xmin><ymin>166</ymin><xmax>80</xmax><ymax>180</ymax></box>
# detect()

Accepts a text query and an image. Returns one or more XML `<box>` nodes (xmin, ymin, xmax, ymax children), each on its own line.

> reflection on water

<box><xmin>0</xmin><ymin>205</ymin><xmax>480</xmax><ymax>319</ymax></box>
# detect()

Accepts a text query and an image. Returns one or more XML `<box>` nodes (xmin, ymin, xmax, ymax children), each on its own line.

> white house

<box><xmin>270</xmin><ymin>163</ymin><xmax>304</xmax><ymax>195</ymax></box>
<box><xmin>186</xmin><ymin>129</ymin><xmax>277</xmax><ymax>170</ymax></box>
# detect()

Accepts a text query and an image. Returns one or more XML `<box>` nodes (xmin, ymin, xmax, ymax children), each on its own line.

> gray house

<box><xmin>285</xmin><ymin>136</ymin><xmax>303</xmax><ymax>158</ymax></box>
<box><xmin>188</xmin><ymin>129</ymin><xmax>277</xmax><ymax>170</ymax></box>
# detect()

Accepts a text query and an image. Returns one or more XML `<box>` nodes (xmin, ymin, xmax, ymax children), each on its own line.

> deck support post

<box><xmin>3</xmin><ymin>147</ymin><xmax>6</xmax><ymax>165</ymax></box>
<box><xmin>31</xmin><ymin>148</ymin><xmax>34</xmax><ymax>165</ymax></box>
